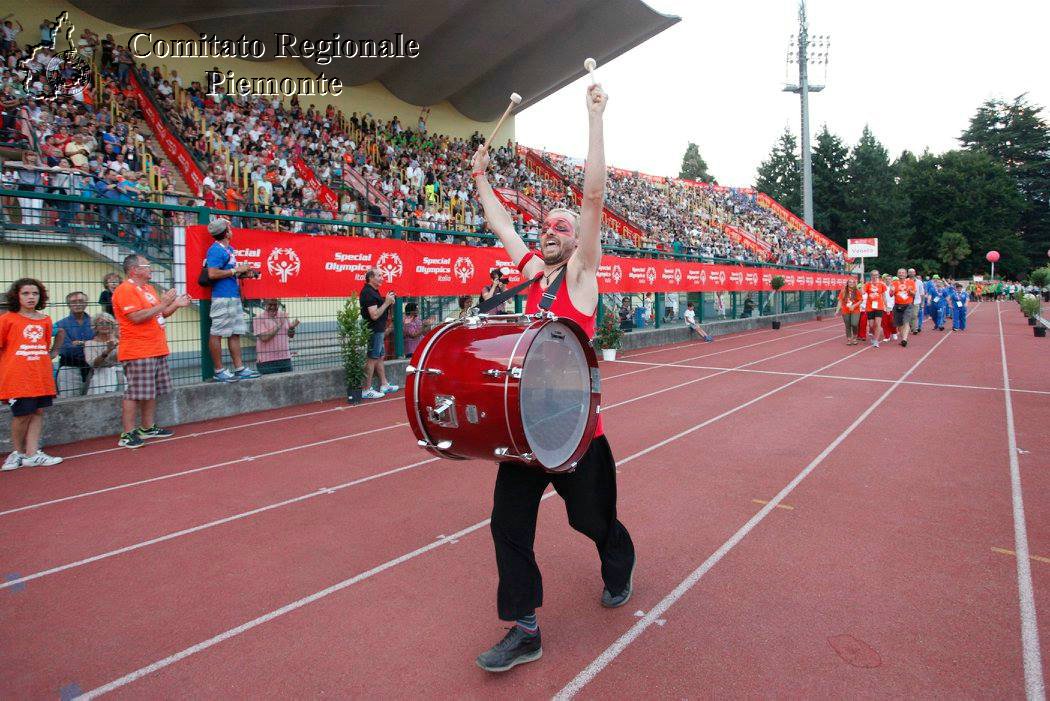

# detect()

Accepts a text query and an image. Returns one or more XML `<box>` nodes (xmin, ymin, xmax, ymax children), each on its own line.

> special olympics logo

<box><xmin>267</xmin><ymin>247</ymin><xmax>301</xmax><ymax>283</ymax></box>
<box><xmin>22</xmin><ymin>324</ymin><xmax>44</xmax><ymax>344</ymax></box>
<box><xmin>453</xmin><ymin>256</ymin><xmax>475</xmax><ymax>284</ymax></box>
<box><xmin>20</xmin><ymin>12</ymin><xmax>91</xmax><ymax>103</ymax></box>
<box><xmin>376</xmin><ymin>252</ymin><xmax>404</xmax><ymax>282</ymax></box>
<box><xmin>673</xmin><ymin>268</ymin><xmax>682</xmax><ymax>285</ymax></box>
<box><xmin>611</xmin><ymin>265</ymin><xmax>623</xmax><ymax>285</ymax></box>
<box><xmin>645</xmin><ymin>267</ymin><xmax>657</xmax><ymax>285</ymax></box>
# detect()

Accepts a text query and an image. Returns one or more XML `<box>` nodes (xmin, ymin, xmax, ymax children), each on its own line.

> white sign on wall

<box><xmin>847</xmin><ymin>238</ymin><xmax>878</xmax><ymax>258</ymax></box>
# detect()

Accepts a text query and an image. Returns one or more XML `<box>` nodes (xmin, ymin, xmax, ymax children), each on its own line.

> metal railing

<box><xmin>1</xmin><ymin>188</ymin><xmax>838</xmax><ymax>399</ymax></box>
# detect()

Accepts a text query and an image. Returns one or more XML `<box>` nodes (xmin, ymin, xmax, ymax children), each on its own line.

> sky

<box><xmin>516</xmin><ymin>0</ymin><xmax>1050</xmax><ymax>188</ymax></box>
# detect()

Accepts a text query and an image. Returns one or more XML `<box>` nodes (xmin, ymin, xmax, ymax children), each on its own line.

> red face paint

<box><xmin>543</xmin><ymin>214</ymin><xmax>576</xmax><ymax>238</ymax></box>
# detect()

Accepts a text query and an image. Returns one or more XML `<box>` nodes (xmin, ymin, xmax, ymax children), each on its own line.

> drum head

<box><xmin>519</xmin><ymin>321</ymin><xmax>593</xmax><ymax>468</ymax></box>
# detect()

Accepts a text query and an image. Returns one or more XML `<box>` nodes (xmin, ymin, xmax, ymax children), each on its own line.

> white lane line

<box><xmin>59</xmin><ymin>326</ymin><xmax>818</xmax><ymax>462</ymax></box>
<box><xmin>73</xmin><ymin>334</ymin><xmax>866</xmax><ymax>699</ymax></box>
<box><xmin>553</xmin><ymin>322</ymin><xmax>963</xmax><ymax>700</ymax></box>
<box><xmin>611</xmin><ymin>362</ymin><xmax>1050</xmax><ymax>396</ymax></box>
<box><xmin>0</xmin><ymin>457</ymin><xmax>440</xmax><ymax>592</ymax></box>
<box><xmin>618</xmin><ymin>321</ymin><xmax>793</xmax><ymax>359</ymax></box>
<box><xmin>7</xmin><ymin>332</ymin><xmax>841</xmax><ymax>587</ymax></box>
<box><xmin>0</xmin><ymin>423</ymin><xmax>407</xmax><ymax>518</ymax></box>
<box><xmin>997</xmin><ymin>303</ymin><xmax>1046</xmax><ymax>701</ymax></box>
<box><xmin>6</xmin><ymin>328</ymin><xmax>834</xmax><ymax>519</ymax></box>
<box><xmin>61</xmin><ymin>395</ymin><xmax>404</xmax><ymax>461</ymax></box>
<box><xmin>604</xmin><ymin>335</ymin><xmax>838</xmax><ymax>411</ymax></box>
<box><xmin>603</xmin><ymin>324</ymin><xmax>830</xmax><ymax>380</ymax></box>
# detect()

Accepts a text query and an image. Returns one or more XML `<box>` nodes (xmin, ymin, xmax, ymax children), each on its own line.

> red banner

<box><xmin>185</xmin><ymin>226</ymin><xmax>850</xmax><ymax>300</ymax></box>
<box><xmin>292</xmin><ymin>156</ymin><xmax>339</xmax><ymax>213</ymax></box>
<box><xmin>342</xmin><ymin>156</ymin><xmax>391</xmax><ymax>215</ymax></box>
<box><xmin>493</xmin><ymin>188</ymin><xmax>542</xmax><ymax>221</ymax></box>
<box><xmin>724</xmin><ymin>224</ymin><xmax>772</xmax><ymax>255</ymax></box>
<box><xmin>756</xmin><ymin>192</ymin><xmax>846</xmax><ymax>255</ymax></box>
<box><xmin>128</xmin><ymin>72</ymin><xmax>205</xmax><ymax>196</ymax></box>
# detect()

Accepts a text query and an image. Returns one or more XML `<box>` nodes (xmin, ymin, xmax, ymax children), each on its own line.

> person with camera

<box><xmin>205</xmin><ymin>218</ymin><xmax>260</xmax><ymax>383</ymax></box>
<box><xmin>481</xmin><ymin>268</ymin><xmax>510</xmax><ymax>313</ymax></box>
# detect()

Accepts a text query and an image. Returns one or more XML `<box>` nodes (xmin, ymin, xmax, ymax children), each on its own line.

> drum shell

<box><xmin>405</xmin><ymin>316</ymin><xmax>599</xmax><ymax>472</ymax></box>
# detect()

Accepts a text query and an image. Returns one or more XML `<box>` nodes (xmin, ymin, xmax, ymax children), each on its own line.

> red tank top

<box><xmin>523</xmin><ymin>271</ymin><xmax>603</xmax><ymax>437</ymax></box>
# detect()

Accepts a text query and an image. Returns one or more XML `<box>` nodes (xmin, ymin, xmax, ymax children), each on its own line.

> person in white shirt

<box><xmin>909</xmin><ymin>269</ymin><xmax>925</xmax><ymax>333</ymax></box>
<box><xmin>684</xmin><ymin>302</ymin><xmax>713</xmax><ymax>342</ymax></box>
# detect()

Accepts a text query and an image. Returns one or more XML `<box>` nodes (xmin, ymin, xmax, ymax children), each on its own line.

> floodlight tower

<box><xmin>783</xmin><ymin>0</ymin><xmax>829</xmax><ymax>226</ymax></box>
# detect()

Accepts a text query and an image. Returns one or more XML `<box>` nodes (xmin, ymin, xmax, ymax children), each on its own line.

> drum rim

<box><xmin>503</xmin><ymin>317</ymin><xmax>547</xmax><ymax>459</ymax></box>
<box><xmin>409</xmin><ymin>319</ymin><xmax>462</xmax><ymax>457</ymax></box>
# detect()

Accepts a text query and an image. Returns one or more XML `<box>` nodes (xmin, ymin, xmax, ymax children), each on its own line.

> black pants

<box><xmin>490</xmin><ymin>435</ymin><xmax>635</xmax><ymax>621</ymax></box>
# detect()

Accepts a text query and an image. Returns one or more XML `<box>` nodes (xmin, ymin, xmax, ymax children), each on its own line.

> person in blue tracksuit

<box><xmin>927</xmin><ymin>276</ymin><xmax>948</xmax><ymax>330</ymax></box>
<box><xmin>950</xmin><ymin>282</ymin><xmax>969</xmax><ymax>330</ymax></box>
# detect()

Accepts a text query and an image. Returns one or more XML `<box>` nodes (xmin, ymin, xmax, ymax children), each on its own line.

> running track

<box><xmin>0</xmin><ymin>302</ymin><xmax>1046</xmax><ymax>699</ymax></box>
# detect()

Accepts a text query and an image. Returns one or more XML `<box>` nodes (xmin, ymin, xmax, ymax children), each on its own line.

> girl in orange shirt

<box><xmin>838</xmin><ymin>278</ymin><xmax>862</xmax><ymax>345</ymax></box>
<box><xmin>1</xmin><ymin>279</ymin><xmax>63</xmax><ymax>470</ymax></box>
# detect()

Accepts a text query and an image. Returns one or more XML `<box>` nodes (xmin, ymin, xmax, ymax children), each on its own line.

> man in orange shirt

<box><xmin>862</xmin><ymin>269</ymin><xmax>888</xmax><ymax>348</ymax></box>
<box><xmin>890</xmin><ymin>267</ymin><xmax>917</xmax><ymax>347</ymax></box>
<box><xmin>112</xmin><ymin>254</ymin><xmax>191</xmax><ymax>448</ymax></box>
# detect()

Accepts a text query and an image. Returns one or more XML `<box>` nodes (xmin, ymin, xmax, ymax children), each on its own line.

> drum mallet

<box><xmin>484</xmin><ymin>92</ymin><xmax>522</xmax><ymax>150</ymax></box>
<box><xmin>584</xmin><ymin>57</ymin><xmax>597</xmax><ymax>84</ymax></box>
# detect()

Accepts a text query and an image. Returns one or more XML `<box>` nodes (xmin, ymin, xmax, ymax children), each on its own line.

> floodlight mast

<box><xmin>782</xmin><ymin>0</ymin><xmax>828</xmax><ymax>227</ymax></box>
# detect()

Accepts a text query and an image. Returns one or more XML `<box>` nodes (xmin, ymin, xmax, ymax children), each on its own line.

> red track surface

<box><xmin>1</xmin><ymin>303</ymin><xmax>1046</xmax><ymax>699</ymax></box>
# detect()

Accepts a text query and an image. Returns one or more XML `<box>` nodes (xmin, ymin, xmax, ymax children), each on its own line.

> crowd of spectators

<box><xmin>1</xmin><ymin>15</ymin><xmax>193</xmax><ymax>240</ymax></box>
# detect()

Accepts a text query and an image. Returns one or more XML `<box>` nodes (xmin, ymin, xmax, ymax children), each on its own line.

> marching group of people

<box><xmin>837</xmin><ymin>267</ymin><xmax>972</xmax><ymax>348</ymax></box>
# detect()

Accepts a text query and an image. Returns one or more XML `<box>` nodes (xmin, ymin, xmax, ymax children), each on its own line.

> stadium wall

<box><xmin>15</xmin><ymin>0</ymin><xmax>515</xmax><ymax>144</ymax></box>
<box><xmin>0</xmin><ymin>308</ymin><xmax>824</xmax><ymax>449</ymax></box>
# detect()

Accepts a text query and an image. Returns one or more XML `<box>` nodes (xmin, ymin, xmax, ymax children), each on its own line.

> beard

<box><xmin>541</xmin><ymin>238</ymin><xmax>574</xmax><ymax>265</ymax></box>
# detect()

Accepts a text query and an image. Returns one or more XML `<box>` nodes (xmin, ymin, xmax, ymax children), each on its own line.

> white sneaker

<box><xmin>21</xmin><ymin>451</ymin><xmax>63</xmax><ymax>467</ymax></box>
<box><xmin>2</xmin><ymin>451</ymin><xmax>23</xmax><ymax>471</ymax></box>
<box><xmin>362</xmin><ymin>389</ymin><xmax>384</xmax><ymax>399</ymax></box>
<box><xmin>379</xmin><ymin>384</ymin><xmax>399</xmax><ymax>393</ymax></box>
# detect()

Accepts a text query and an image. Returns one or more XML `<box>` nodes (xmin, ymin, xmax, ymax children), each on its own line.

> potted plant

<box><xmin>1021</xmin><ymin>293</ymin><xmax>1041</xmax><ymax>329</ymax></box>
<box><xmin>337</xmin><ymin>295</ymin><xmax>371</xmax><ymax>403</ymax></box>
<box><xmin>595</xmin><ymin>310</ymin><xmax>623</xmax><ymax>361</ymax></box>
<box><xmin>814</xmin><ymin>293</ymin><xmax>826</xmax><ymax>321</ymax></box>
<box><xmin>769</xmin><ymin>275</ymin><xmax>786</xmax><ymax>329</ymax></box>
<box><xmin>1030</xmin><ymin>267</ymin><xmax>1050</xmax><ymax>302</ymax></box>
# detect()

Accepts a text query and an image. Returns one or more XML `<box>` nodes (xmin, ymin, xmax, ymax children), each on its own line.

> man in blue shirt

<box><xmin>54</xmin><ymin>290</ymin><xmax>95</xmax><ymax>395</ymax></box>
<box><xmin>205</xmin><ymin>218</ymin><xmax>260</xmax><ymax>382</ymax></box>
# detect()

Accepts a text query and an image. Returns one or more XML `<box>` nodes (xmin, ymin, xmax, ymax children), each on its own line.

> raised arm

<box><xmin>471</xmin><ymin>147</ymin><xmax>532</xmax><ymax>266</ymax></box>
<box><xmin>575</xmin><ymin>84</ymin><xmax>608</xmax><ymax>273</ymax></box>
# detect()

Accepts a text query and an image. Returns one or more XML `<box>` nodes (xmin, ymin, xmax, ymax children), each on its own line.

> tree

<box><xmin>843</xmin><ymin>126</ymin><xmax>910</xmax><ymax>272</ymax></box>
<box><xmin>897</xmin><ymin>149</ymin><xmax>1026</xmax><ymax>277</ymax></box>
<box><xmin>679</xmin><ymin>142</ymin><xmax>714</xmax><ymax>182</ymax></box>
<box><xmin>755</xmin><ymin>128</ymin><xmax>801</xmax><ymax>214</ymax></box>
<box><xmin>961</xmin><ymin>95</ymin><xmax>1050</xmax><ymax>269</ymax></box>
<box><xmin>811</xmin><ymin>125</ymin><xmax>850</xmax><ymax>245</ymax></box>
<box><xmin>937</xmin><ymin>232</ymin><xmax>971</xmax><ymax>277</ymax></box>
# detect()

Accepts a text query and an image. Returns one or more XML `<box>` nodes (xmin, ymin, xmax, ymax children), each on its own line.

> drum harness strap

<box><xmin>474</xmin><ymin>263</ymin><xmax>567</xmax><ymax>316</ymax></box>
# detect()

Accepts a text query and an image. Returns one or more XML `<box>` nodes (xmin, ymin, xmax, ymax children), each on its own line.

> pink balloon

<box><xmin>986</xmin><ymin>250</ymin><xmax>1000</xmax><ymax>263</ymax></box>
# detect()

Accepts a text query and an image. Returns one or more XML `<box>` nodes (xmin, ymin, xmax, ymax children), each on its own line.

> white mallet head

<box><xmin>510</xmin><ymin>92</ymin><xmax>522</xmax><ymax>104</ymax></box>
<box><xmin>584</xmin><ymin>57</ymin><xmax>597</xmax><ymax>73</ymax></box>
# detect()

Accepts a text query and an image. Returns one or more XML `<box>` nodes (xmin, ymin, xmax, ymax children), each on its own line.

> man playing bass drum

<box><xmin>469</xmin><ymin>82</ymin><xmax>636</xmax><ymax>672</ymax></box>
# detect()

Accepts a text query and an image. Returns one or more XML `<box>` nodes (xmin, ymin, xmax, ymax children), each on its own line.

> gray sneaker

<box><xmin>476</xmin><ymin>626</ymin><xmax>542</xmax><ymax>672</ymax></box>
<box><xmin>601</xmin><ymin>558</ymin><xmax>636</xmax><ymax>608</ymax></box>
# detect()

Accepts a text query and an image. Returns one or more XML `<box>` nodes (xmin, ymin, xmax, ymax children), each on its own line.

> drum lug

<box><xmin>482</xmin><ymin>367</ymin><xmax>522</xmax><ymax>380</ymax></box>
<box><xmin>494</xmin><ymin>447</ymin><xmax>534</xmax><ymax>462</ymax></box>
<box><xmin>406</xmin><ymin>365</ymin><xmax>442</xmax><ymax>375</ymax></box>
<box><xmin>418</xmin><ymin>439</ymin><xmax>452</xmax><ymax>451</ymax></box>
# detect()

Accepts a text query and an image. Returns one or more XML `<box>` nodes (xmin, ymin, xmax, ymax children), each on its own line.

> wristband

<box><xmin>471</xmin><ymin>170</ymin><xmax>485</xmax><ymax>178</ymax></box>
<box><xmin>516</xmin><ymin>250</ymin><xmax>540</xmax><ymax>272</ymax></box>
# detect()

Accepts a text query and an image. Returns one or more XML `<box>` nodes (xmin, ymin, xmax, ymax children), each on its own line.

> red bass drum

<box><xmin>405</xmin><ymin>313</ymin><xmax>601</xmax><ymax>473</ymax></box>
